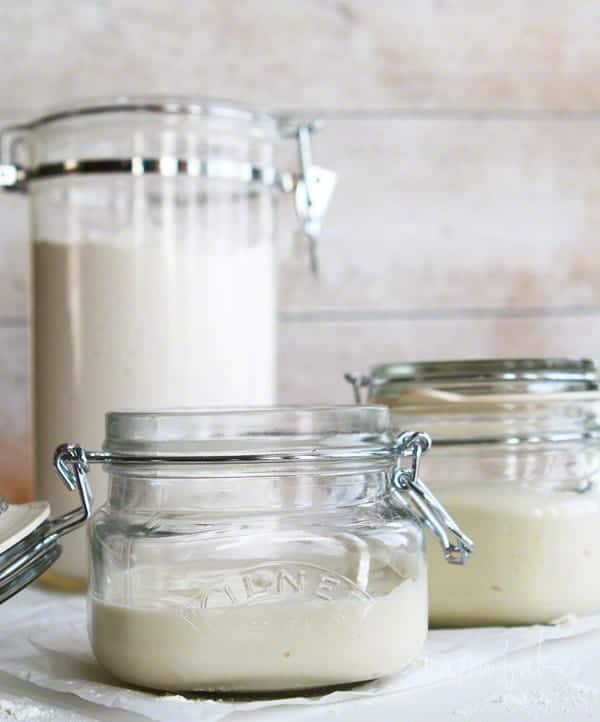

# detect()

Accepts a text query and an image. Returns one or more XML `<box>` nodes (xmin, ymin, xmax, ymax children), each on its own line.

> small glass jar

<box><xmin>346</xmin><ymin>359</ymin><xmax>600</xmax><ymax>627</ymax></box>
<box><xmin>48</xmin><ymin>406</ymin><xmax>471</xmax><ymax>693</ymax></box>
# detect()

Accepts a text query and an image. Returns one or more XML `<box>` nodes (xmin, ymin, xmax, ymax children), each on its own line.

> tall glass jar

<box><xmin>48</xmin><ymin>406</ymin><xmax>472</xmax><ymax>693</ymax></box>
<box><xmin>0</xmin><ymin>98</ymin><xmax>336</xmax><ymax>588</ymax></box>
<box><xmin>346</xmin><ymin>359</ymin><xmax>600</xmax><ymax>626</ymax></box>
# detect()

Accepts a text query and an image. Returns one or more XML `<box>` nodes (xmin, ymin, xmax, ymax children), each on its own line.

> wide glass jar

<box><xmin>53</xmin><ymin>406</ymin><xmax>472</xmax><ymax>693</ymax></box>
<box><xmin>0</xmin><ymin>98</ymin><xmax>336</xmax><ymax>587</ymax></box>
<box><xmin>347</xmin><ymin>359</ymin><xmax>600</xmax><ymax>626</ymax></box>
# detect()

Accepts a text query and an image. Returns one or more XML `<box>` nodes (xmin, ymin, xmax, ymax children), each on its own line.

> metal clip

<box><xmin>393</xmin><ymin>431</ymin><xmax>474</xmax><ymax>565</ymax></box>
<box><xmin>344</xmin><ymin>372</ymin><xmax>371</xmax><ymax>404</ymax></box>
<box><xmin>0</xmin><ymin>164</ymin><xmax>26</xmax><ymax>190</ymax></box>
<box><xmin>0</xmin><ymin>444</ymin><xmax>94</xmax><ymax>603</ymax></box>
<box><xmin>292</xmin><ymin>123</ymin><xmax>337</xmax><ymax>275</ymax></box>
<box><xmin>50</xmin><ymin>444</ymin><xmax>94</xmax><ymax>538</ymax></box>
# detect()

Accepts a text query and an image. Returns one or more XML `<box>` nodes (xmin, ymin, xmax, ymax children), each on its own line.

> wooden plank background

<box><xmin>2</xmin><ymin>0</ymin><xmax>600</xmax><ymax>500</ymax></box>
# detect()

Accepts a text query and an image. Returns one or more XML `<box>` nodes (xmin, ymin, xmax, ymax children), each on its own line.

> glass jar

<box><xmin>0</xmin><ymin>98</ymin><xmax>336</xmax><ymax>588</ymax></box>
<box><xmin>346</xmin><ymin>359</ymin><xmax>600</xmax><ymax>626</ymax></box>
<box><xmin>50</xmin><ymin>406</ymin><xmax>471</xmax><ymax>693</ymax></box>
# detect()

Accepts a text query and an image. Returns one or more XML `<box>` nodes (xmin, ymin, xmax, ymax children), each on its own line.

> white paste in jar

<box><xmin>428</xmin><ymin>483</ymin><xmax>600</xmax><ymax>626</ymax></box>
<box><xmin>90</xmin><ymin>564</ymin><xmax>427</xmax><ymax>692</ymax></box>
<box><xmin>34</xmin><ymin>239</ymin><xmax>276</xmax><ymax>583</ymax></box>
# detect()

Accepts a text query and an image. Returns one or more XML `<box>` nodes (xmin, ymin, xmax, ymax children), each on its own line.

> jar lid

<box><xmin>0</xmin><ymin>95</ymin><xmax>337</xmax><ymax>273</ymax></box>
<box><xmin>96</xmin><ymin>415</ymin><xmax>475</xmax><ymax>565</ymax></box>
<box><xmin>0</xmin><ymin>500</ymin><xmax>50</xmax><ymax>555</ymax></box>
<box><xmin>345</xmin><ymin>359</ymin><xmax>600</xmax><ymax>448</ymax></box>
<box><xmin>14</xmin><ymin>95</ymin><xmax>282</xmax><ymax>134</ymax></box>
<box><xmin>0</xmin><ymin>95</ymin><xmax>290</xmax><ymax>192</ymax></box>
<box><xmin>103</xmin><ymin>406</ymin><xmax>393</xmax><ymax>461</ymax></box>
<box><xmin>0</xmin><ymin>499</ymin><xmax>59</xmax><ymax>603</ymax></box>
<box><xmin>369</xmin><ymin>358</ymin><xmax>598</xmax><ymax>394</ymax></box>
<box><xmin>0</xmin><ymin>447</ymin><xmax>93</xmax><ymax>604</ymax></box>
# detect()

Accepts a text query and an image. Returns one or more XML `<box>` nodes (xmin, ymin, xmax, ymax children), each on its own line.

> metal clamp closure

<box><xmin>51</xmin><ymin>444</ymin><xmax>94</xmax><ymax>537</ymax></box>
<box><xmin>344</xmin><ymin>372</ymin><xmax>371</xmax><ymax>404</ymax></box>
<box><xmin>292</xmin><ymin>124</ymin><xmax>337</xmax><ymax>274</ymax></box>
<box><xmin>0</xmin><ymin>122</ymin><xmax>337</xmax><ymax>273</ymax></box>
<box><xmin>0</xmin><ymin>444</ymin><xmax>93</xmax><ymax>603</ymax></box>
<box><xmin>393</xmin><ymin>431</ymin><xmax>474</xmax><ymax>565</ymax></box>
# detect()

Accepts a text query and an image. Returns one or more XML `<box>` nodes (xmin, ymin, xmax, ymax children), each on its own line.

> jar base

<box><xmin>39</xmin><ymin>568</ymin><xmax>87</xmax><ymax>593</ymax></box>
<box><xmin>124</xmin><ymin>676</ymin><xmax>381</xmax><ymax>697</ymax></box>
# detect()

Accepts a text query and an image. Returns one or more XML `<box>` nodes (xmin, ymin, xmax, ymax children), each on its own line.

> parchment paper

<box><xmin>1</xmin><ymin>587</ymin><xmax>599</xmax><ymax>722</ymax></box>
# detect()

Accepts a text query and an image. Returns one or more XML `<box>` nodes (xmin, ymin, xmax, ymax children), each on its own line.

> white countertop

<box><xmin>1</xmin><ymin>586</ymin><xmax>599</xmax><ymax>722</ymax></box>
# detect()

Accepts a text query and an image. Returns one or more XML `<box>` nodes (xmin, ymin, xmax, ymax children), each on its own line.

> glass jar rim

<box><xmin>369</xmin><ymin>357</ymin><xmax>598</xmax><ymax>393</ymax></box>
<box><xmin>103</xmin><ymin>405</ymin><xmax>394</xmax><ymax>461</ymax></box>
<box><xmin>13</xmin><ymin>95</ymin><xmax>286</xmax><ymax>134</ymax></box>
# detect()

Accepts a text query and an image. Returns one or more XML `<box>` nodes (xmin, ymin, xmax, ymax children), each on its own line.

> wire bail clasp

<box><xmin>344</xmin><ymin>372</ymin><xmax>371</xmax><ymax>404</ymax></box>
<box><xmin>291</xmin><ymin>123</ymin><xmax>337</xmax><ymax>275</ymax></box>
<box><xmin>51</xmin><ymin>444</ymin><xmax>94</xmax><ymax>537</ymax></box>
<box><xmin>393</xmin><ymin>431</ymin><xmax>474</xmax><ymax>565</ymax></box>
<box><xmin>0</xmin><ymin>444</ymin><xmax>97</xmax><ymax>604</ymax></box>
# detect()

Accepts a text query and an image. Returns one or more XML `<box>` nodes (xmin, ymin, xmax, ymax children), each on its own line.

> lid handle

<box><xmin>393</xmin><ymin>431</ymin><xmax>474</xmax><ymax>565</ymax></box>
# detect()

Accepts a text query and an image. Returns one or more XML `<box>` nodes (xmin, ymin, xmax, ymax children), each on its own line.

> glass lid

<box><xmin>0</xmin><ymin>446</ymin><xmax>92</xmax><ymax>604</ymax></box>
<box><xmin>0</xmin><ymin>95</ymin><xmax>338</xmax><ymax>272</ymax></box>
<box><xmin>13</xmin><ymin>95</ymin><xmax>283</xmax><ymax>134</ymax></box>
<box><xmin>103</xmin><ymin>405</ymin><xmax>393</xmax><ymax>459</ymax></box>
<box><xmin>368</xmin><ymin>358</ymin><xmax>599</xmax><ymax>396</ymax></box>
<box><xmin>0</xmin><ymin>499</ymin><xmax>57</xmax><ymax>604</ymax></box>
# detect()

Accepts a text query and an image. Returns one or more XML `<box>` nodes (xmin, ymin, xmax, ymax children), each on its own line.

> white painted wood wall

<box><xmin>2</xmin><ymin>1</ymin><xmax>600</xmax><ymax>499</ymax></box>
